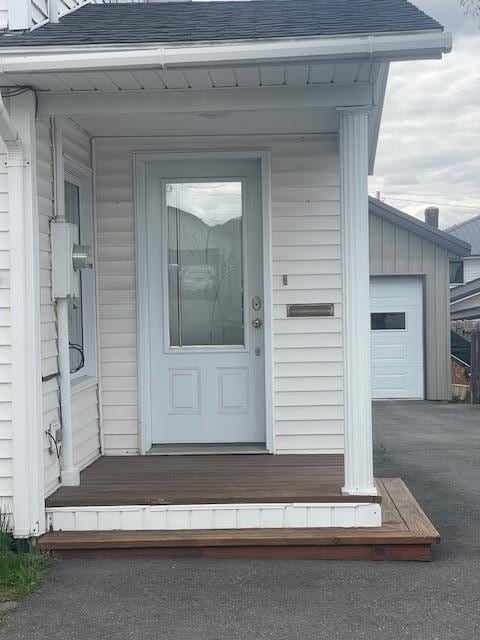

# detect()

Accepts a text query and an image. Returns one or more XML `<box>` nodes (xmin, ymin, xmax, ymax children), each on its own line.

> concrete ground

<box><xmin>2</xmin><ymin>401</ymin><xmax>480</xmax><ymax>640</ymax></box>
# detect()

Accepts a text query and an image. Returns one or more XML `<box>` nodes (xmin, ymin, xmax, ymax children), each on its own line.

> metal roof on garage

<box><xmin>369</xmin><ymin>197</ymin><xmax>471</xmax><ymax>257</ymax></box>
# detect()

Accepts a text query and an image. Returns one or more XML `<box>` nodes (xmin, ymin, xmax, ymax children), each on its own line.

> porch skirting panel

<box><xmin>46</xmin><ymin>501</ymin><xmax>381</xmax><ymax>532</ymax></box>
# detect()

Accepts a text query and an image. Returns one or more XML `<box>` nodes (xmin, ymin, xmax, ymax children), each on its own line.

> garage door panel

<box><xmin>370</xmin><ymin>277</ymin><xmax>424</xmax><ymax>399</ymax></box>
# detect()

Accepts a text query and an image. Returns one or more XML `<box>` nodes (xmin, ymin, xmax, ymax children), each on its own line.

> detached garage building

<box><xmin>368</xmin><ymin>198</ymin><xmax>470</xmax><ymax>401</ymax></box>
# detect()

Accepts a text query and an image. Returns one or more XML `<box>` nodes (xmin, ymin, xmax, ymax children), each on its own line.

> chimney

<box><xmin>425</xmin><ymin>207</ymin><xmax>439</xmax><ymax>228</ymax></box>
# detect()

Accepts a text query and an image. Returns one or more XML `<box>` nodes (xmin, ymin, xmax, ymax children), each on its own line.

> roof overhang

<box><xmin>369</xmin><ymin>197</ymin><xmax>471</xmax><ymax>257</ymax></box>
<box><xmin>0</xmin><ymin>29</ymin><xmax>451</xmax><ymax>173</ymax></box>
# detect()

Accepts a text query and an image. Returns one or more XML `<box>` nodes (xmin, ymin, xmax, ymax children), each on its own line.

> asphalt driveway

<box><xmin>2</xmin><ymin>401</ymin><xmax>480</xmax><ymax>640</ymax></box>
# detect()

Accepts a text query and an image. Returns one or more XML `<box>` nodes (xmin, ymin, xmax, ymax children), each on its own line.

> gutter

<box><xmin>0</xmin><ymin>30</ymin><xmax>452</xmax><ymax>74</ymax></box>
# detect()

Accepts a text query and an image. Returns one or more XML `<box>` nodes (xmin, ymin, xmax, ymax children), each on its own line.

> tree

<box><xmin>461</xmin><ymin>0</ymin><xmax>480</xmax><ymax>19</ymax></box>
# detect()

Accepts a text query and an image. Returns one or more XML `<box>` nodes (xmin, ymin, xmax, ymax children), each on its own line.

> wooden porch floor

<box><xmin>46</xmin><ymin>454</ymin><xmax>382</xmax><ymax>507</ymax></box>
<box><xmin>41</xmin><ymin>478</ymin><xmax>440</xmax><ymax>560</ymax></box>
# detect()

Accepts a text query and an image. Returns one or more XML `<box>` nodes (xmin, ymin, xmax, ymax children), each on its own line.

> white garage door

<box><xmin>370</xmin><ymin>277</ymin><xmax>424</xmax><ymax>399</ymax></box>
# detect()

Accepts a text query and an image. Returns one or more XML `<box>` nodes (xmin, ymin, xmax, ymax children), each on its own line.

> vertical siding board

<box><xmin>96</xmin><ymin>135</ymin><xmax>344</xmax><ymax>455</ymax></box>
<box><xmin>380</xmin><ymin>218</ymin><xmax>396</xmax><ymax>273</ymax></box>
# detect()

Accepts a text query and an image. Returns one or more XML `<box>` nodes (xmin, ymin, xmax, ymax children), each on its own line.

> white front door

<box><xmin>144</xmin><ymin>157</ymin><xmax>265</xmax><ymax>444</ymax></box>
<box><xmin>370</xmin><ymin>276</ymin><xmax>424</xmax><ymax>399</ymax></box>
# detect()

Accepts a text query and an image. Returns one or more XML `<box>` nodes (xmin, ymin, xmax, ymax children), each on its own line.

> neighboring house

<box><xmin>447</xmin><ymin>214</ymin><xmax>480</xmax><ymax>286</ymax></box>
<box><xmin>368</xmin><ymin>198</ymin><xmax>470</xmax><ymax>401</ymax></box>
<box><xmin>0</xmin><ymin>0</ymin><xmax>451</xmax><ymax>547</ymax></box>
<box><xmin>450</xmin><ymin>278</ymin><xmax>480</xmax><ymax>320</ymax></box>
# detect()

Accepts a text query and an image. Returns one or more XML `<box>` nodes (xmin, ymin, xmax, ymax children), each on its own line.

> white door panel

<box><xmin>370</xmin><ymin>277</ymin><xmax>424</xmax><ymax>399</ymax></box>
<box><xmin>145</xmin><ymin>158</ymin><xmax>265</xmax><ymax>444</ymax></box>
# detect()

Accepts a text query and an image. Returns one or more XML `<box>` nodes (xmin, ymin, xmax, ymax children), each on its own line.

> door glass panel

<box><xmin>166</xmin><ymin>181</ymin><xmax>244</xmax><ymax>347</ymax></box>
<box><xmin>371</xmin><ymin>312</ymin><xmax>406</xmax><ymax>331</ymax></box>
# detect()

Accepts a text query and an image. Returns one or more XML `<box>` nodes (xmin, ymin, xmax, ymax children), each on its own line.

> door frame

<box><xmin>134</xmin><ymin>150</ymin><xmax>274</xmax><ymax>454</ymax></box>
<box><xmin>369</xmin><ymin>274</ymin><xmax>426</xmax><ymax>399</ymax></box>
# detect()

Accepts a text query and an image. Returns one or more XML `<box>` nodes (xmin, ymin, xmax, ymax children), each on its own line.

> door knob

<box><xmin>252</xmin><ymin>318</ymin><xmax>263</xmax><ymax>329</ymax></box>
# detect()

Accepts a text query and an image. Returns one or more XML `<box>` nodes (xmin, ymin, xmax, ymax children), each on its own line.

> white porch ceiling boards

<box><xmin>3</xmin><ymin>61</ymin><xmax>381</xmax><ymax>93</ymax></box>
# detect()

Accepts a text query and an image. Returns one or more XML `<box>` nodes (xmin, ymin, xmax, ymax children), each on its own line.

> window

<box><xmin>371</xmin><ymin>312</ymin><xmax>406</xmax><ymax>331</ymax></box>
<box><xmin>166</xmin><ymin>181</ymin><xmax>244</xmax><ymax>347</ymax></box>
<box><xmin>450</xmin><ymin>260</ymin><xmax>464</xmax><ymax>285</ymax></box>
<box><xmin>64</xmin><ymin>166</ymin><xmax>96</xmax><ymax>382</ymax></box>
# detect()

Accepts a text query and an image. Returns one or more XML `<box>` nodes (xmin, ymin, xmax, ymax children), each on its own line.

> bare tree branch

<box><xmin>461</xmin><ymin>0</ymin><xmax>480</xmax><ymax>17</ymax></box>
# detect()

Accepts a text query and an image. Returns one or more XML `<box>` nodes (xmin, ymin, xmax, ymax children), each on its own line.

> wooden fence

<box><xmin>451</xmin><ymin>320</ymin><xmax>480</xmax><ymax>403</ymax></box>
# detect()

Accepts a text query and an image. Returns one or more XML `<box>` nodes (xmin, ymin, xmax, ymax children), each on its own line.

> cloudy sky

<box><xmin>369</xmin><ymin>0</ymin><xmax>480</xmax><ymax>230</ymax></box>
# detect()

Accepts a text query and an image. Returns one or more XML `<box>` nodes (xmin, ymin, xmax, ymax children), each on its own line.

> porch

<box><xmin>40</xmin><ymin>454</ymin><xmax>439</xmax><ymax>561</ymax></box>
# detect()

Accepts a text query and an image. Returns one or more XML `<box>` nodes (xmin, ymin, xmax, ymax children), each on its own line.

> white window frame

<box><xmin>64</xmin><ymin>162</ymin><xmax>97</xmax><ymax>386</ymax></box>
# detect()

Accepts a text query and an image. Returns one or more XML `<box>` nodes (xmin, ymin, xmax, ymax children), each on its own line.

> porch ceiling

<box><xmin>3</xmin><ymin>60</ymin><xmax>380</xmax><ymax>92</ymax></box>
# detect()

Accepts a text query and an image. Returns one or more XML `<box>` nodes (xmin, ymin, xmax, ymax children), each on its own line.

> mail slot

<box><xmin>286</xmin><ymin>303</ymin><xmax>335</xmax><ymax>318</ymax></box>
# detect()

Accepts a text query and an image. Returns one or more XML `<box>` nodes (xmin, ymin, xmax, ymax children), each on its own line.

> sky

<box><xmin>369</xmin><ymin>0</ymin><xmax>480</xmax><ymax>230</ymax></box>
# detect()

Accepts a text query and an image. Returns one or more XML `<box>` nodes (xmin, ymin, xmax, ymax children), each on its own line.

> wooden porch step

<box><xmin>39</xmin><ymin>479</ymin><xmax>440</xmax><ymax>561</ymax></box>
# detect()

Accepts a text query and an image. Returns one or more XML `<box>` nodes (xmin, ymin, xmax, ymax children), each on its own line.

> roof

<box><xmin>0</xmin><ymin>0</ymin><xmax>443</xmax><ymax>48</ymax></box>
<box><xmin>369</xmin><ymin>197</ymin><xmax>471</xmax><ymax>257</ymax></box>
<box><xmin>446</xmin><ymin>214</ymin><xmax>480</xmax><ymax>255</ymax></box>
<box><xmin>450</xmin><ymin>277</ymin><xmax>480</xmax><ymax>303</ymax></box>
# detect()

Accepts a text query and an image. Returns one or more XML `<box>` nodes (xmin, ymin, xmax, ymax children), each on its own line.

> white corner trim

<box><xmin>46</xmin><ymin>501</ymin><xmax>382</xmax><ymax>531</ymax></box>
<box><xmin>3</xmin><ymin>92</ymin><xmax>45</xmax><ymax>537</ymax></box>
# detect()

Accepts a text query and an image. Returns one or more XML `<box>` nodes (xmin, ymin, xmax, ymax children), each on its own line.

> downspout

<box><xmin>51</xmin><ymin>117</ymin><xmax>79</xmax><ymax>486</ymax></box>
<box><xmin>0</xmin><ymin>93</ymin><xmax>44</xmax><ymax>537</ymax></box>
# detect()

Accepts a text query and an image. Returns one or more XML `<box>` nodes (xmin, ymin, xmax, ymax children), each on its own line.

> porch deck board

<box><xmin>40</xmin><ymin>479</ymin><xmax>440</xmax><ymax>561</ymax></box>
<box><xmin>46</xmin><ymin>454</ymin><xmax>381</xmax><ymax>507</ymax></box>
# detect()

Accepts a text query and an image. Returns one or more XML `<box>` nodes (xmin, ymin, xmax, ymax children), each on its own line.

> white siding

<box><xmin>37</xmin><ymin>119</ymin><xmax>61</xmax><ymax>496</ymax></box>
<box><xmin>463</xmin><ymin>258</ymin><xmax>480</xmax><ymax>284</ymax></box>
<box><xmin>72</xmin><ymin>384</ymin><xmax>100</xmax><ymax>469</ymax></box>
<box><xmin>0</xmin><ymin>0</ymin><xmax>8</xmax><ymax>29</ymax></box>
<box><xmin>38</xmin><ymin>118</ymin><xmax>101</xmax><ymax>496</ymax></box>
<box><xmin>0</xmin><ymin>150</ymin><xmax>12</xmax><ymax>512</ymax></box>
<box><xmin>96</xmin><ymin>135</ymin><xmax>343</xmax><ymax>455</ymax></box>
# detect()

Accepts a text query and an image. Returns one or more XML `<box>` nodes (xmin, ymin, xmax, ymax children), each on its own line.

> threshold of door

<box><xmin>147</xmin><ymin>443</ymin><xmax>267</xmax><ymax>456</ymax></box>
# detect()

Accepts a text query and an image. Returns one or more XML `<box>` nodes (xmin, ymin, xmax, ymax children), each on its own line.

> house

<box><xmin>450</xmin><ymin>279</ymin><xmax>480</xmax><ymax>321</ymax></box>
<box><xmin>0</xmin><ymin>0</ymin><xmax>450</xmax><ymax>557</ymax></box>
<box><xmin>447</xmin><ymin>214</ymin><xmax>480</xmax><ymax>286</ymax></box>
<box><xmin>368</xmin><ymin>198</ymin><xmax>470</xmax><ymax>400</ymax></box>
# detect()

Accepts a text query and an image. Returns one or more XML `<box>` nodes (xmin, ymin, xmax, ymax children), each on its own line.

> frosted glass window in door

<box><xmin>166</xmin><ymin>182</ymin><xmax>244</xmax><ymax>346</ymax></box>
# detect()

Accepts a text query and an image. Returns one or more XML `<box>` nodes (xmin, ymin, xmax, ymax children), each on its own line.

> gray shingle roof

<box><xmin>451</xmin><ymin>277</ymin><xmax>480</xmax><ymax>303</ymax></box>
<box><xmin>369</xmin><ymin>197</ymin><xmax>471</xmax><ymax>257</ymax></box>
<box><xmin>0</xmin><ymin>1</ymin><xmax>443</xmax><ymax>48</ymax></box>
<box><xmin>447</xmin><ymin>214</ymin><xmax>480</xmax><ymax>256</ymax></box>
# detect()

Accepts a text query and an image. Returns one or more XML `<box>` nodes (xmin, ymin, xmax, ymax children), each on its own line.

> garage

<box><xmin>369</xmin><ymin>197</ymin><xmax>470</xmax><ymax>401</ymax></box>
<box><xmin>370</xmin><ymin>277</ymin><xmax>424</xmax><ymax>399</ymax></box>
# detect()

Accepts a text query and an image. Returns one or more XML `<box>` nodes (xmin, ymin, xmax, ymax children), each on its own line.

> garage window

<box><xmin>371</xmin><ymin>312</ymin><xmax>406</xmax><ymax>331</ymax></box>
<box><xmin>449</xmin><ymin>260</ymin><xmax>464</xmax><ymax>285</ymax></box>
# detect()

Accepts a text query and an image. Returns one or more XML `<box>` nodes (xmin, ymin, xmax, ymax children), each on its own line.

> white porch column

<box><xmin>338</xmin><ymin>107</ymin><xmax>377</xmax><ymax>496</ymax></box>
<box><xmin>7</xmin><ymin>92</ymin><xmax>46</xmax><ymax>535</ymax></box>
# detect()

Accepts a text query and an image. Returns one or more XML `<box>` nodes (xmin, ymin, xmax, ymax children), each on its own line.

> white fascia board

<box><xmin>368</xmin><ymin>62</ymin><xmax>389</xmax><ymax>175</ymax></box>
<box><xmin>0</xmin><ymin>30</ymin><xmax>452</xmax><ymax>74</ymax></box>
